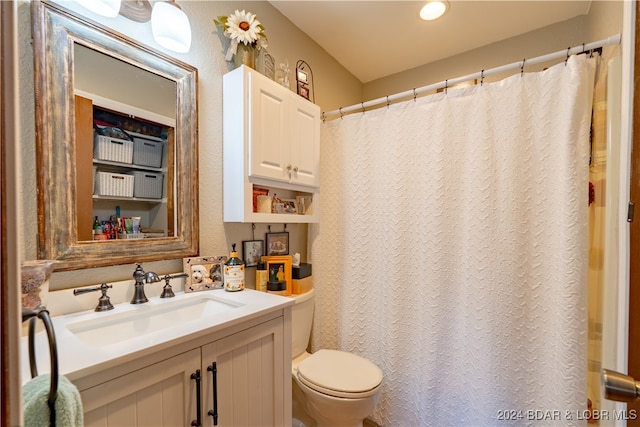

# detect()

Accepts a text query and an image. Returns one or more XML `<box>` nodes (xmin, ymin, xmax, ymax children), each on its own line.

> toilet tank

<box><xmin>291</xmin><ymin>288</ymin><xmax>315</xmax><ymax>359</ymax></box>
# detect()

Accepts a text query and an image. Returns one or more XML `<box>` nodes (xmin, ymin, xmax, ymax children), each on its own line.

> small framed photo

<box><xmin>262</xmin><ymin>255</ymin><xmax>293</xmax><ymax>295</ymax></box>
<box><xmin>183</xmin><ymin>255</ymin><xmax>227</xmax><ymax>293</ymax></box>
<box><xmin>281</xmin><ymin>198</ymin><xmax>298</xmax><ymax>214</ymax></box>
<box><xmin>298</xmin><ymin>85</ymin><xmax>310</xmax><ymax>100</ymax></box>
<box><xmin>297</xmin><ymin>69</ymin><xmax>308</xmax><ymax>83</ymax></box>
<box><xmin>265</xmin><ymin>231</ymin><xmax>289</xmax><ymax>256</ymax></box>
<box><xmin>242</xmin><ymin>240</ymin><xmax>264</xmax><ymax>267</ymax></box>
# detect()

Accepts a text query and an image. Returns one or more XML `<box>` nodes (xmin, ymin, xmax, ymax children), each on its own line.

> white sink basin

<box><xmin>66</xmin><ymin>294</ymin><xmax>242</xmax><ymax>346</ymax></box>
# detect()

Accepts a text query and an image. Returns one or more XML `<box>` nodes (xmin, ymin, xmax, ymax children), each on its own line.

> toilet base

<box><xmin>294</xmin><ymin>374</ymin><xmax>380</xmax><ymax>427</ymax></box>
<box><xmin>292</xmin><ymin>378</ymin><xmax>317</xmax><ymax>427</ymax></box>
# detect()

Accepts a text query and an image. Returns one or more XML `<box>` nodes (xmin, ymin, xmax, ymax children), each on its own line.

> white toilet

<box><xmin>291</xmin><ymin>289</ymin><xmax>383</xmax><ymax>427</ymax></box>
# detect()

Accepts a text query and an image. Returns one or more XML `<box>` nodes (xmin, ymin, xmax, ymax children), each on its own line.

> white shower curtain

<box><xmin>310</xmin><ymin>55</ymin><xmax>596</xmax><ymax>426</ymax></box>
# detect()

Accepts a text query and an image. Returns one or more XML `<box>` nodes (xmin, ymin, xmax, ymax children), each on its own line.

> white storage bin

<box><xmin>94</xmin><ymin>171</ymin><xmax>134</xmax><ymax>197</ymax></box>
<box><xmin>94</xmin><ymin>135</ymin><xmax>134</xmax><ymax>164</ymax></box>
<box><xmin>118</xmin><ymin>233</ymin><xmax>144</xmax><ymax>239</ymax></box>
<box><xmin>133</xmin><ymin>137</ymin><xmax>164</xmax><ymax>168</ymax></box>
<box><xmin>133</xmin><ymin>171</ymin><xmax>163</xmax><ymax>199</ymax></box>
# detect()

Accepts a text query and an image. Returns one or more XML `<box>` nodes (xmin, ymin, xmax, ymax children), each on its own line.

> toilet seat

<box><xmin>296</xmin><ymin>349</ymin><xmax>383</xmax><ymax>399</ymax></box>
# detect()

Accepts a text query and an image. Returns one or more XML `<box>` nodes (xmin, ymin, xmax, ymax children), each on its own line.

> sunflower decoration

<box><xmin>215</xmin><ymin>10</ymin><xmax>268</xmax><ymax>61</ymax></box>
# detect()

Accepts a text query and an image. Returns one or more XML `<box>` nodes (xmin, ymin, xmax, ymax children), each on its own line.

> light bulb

<box><xmin>151</xmin><ymin>1</ymin><xmax>192</xmax><ymax>53</ymax></box>
<box><xmin>76</xmin><ymin>0</ymin><xmax>121</xmax><ymax>18</ymax></box>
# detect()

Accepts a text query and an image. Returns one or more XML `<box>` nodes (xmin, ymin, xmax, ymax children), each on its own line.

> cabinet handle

<box><xmin>286</xmin><ymin>164</ymin><xmax>293</xmax><ymax>171</ymax></box>
<box><xmin>191</xmin><ymin>369</ymin><xmax>202</xmax><ymax>427</ymax></box>
<box><xmin>207</xmin><ymin>362</ymin><xmax>218</xmax><ymax>425</ymax></box>
<box><xmin>293</xmin><ymin>166</ymin><xmax>299</xmax><ymax>173</ymax></box>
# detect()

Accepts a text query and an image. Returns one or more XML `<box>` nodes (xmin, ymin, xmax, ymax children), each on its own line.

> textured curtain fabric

<box><xmin>309</xmin><ymin>55</ymin><xmax>596</xmax><ymax>426</ymax></box>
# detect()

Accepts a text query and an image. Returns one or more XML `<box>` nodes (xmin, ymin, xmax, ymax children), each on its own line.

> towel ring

<box><xmin>23</xmin><ymin>307</ymin><xmax>59</xmax><ymax>427</ymax></box>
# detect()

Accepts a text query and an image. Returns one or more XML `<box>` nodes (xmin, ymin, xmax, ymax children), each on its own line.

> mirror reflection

<box><xmin>33</xmin><ymin>0</ymin><xmax>199</xmax><ymax>271</ymax></box>
<box><xmin>73</xmin><ymin>44</ymin><xmax>176</xmax><ymax>242</ymax></box>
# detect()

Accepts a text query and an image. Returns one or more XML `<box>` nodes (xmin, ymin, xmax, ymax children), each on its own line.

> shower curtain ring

<box><xmin>361</xmin><ymin>102</ymin><xmax>365</xmax><ymax>114</ymax></box>
<box><xmin>339</xmin><ymin>107</ymin><xmax>343</xmax><ymax>119</ymax></box>
<box><xmin>565</xmin><ymin>47</ymin><xmax>571</xmax><ymax>65</ymax></box>
<box><xmin>445</xmin><ymin>80</ymin><xmax>448</xmax><ymax>94</ymax></box>
<box><xmin>413</xmin><ymin>88</ymin><xmax>417</xmax><ymax>101</ymax></box>
<box><xmin>521</xmin><ymin>58</ymin><xmax>526</xmax><ymax>77</ymax></box>
<box><xmin>386</xmin><ymin>96</ymin><xmax>390</xmax><ymax>108</ymax></box>
<box><xmin>480</xmin><ymin>69</ymin><xmax>485</xmax><ymax>86</ymax></box>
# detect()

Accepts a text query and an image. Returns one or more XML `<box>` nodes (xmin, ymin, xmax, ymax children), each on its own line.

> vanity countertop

<box><xmin>21</xmin><ymin>289</ymin><xmax>294</xmax><ymax>384</ymax></box>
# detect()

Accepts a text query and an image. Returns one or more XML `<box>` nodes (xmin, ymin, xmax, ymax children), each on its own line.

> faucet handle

<box><xmin>160</xmin><ymin>273</ymin><xmax>188</xmax><ymax>298</ymax></box>
<box><xmin>73</xmin><ymin>283</ymin><xmax>114</xmax><ymax>312</ymax></box>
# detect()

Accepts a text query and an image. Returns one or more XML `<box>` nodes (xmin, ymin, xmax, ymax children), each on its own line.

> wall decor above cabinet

<box><xmin>223</xmin><ymin>66</ymin><xmax>320</xmax><ymax>223</ymax></box>
<box><xmin>32</xmin><ymin>0</ymin><xmax>199</xmax><ymax>271</ymax></box>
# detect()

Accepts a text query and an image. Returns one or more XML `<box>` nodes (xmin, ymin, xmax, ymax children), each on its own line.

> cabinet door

<box><xmin>290</xmin><ymin>96</ymin><xmax>321</xmax><ymax>187</ymax></box>
<box><xmin>81</xmin><ymin>349</ymin><xmax>200</xmax><ymax>427</ymax></box>
<box><xmin>201</xmin><ymin>317</ymin><xmax>285</xmax><ymax>427</ymax></box>
<box><xmin>249</xmin><ymin>72</ymin><xmax>290</xmax><ymax>183</ymax></box>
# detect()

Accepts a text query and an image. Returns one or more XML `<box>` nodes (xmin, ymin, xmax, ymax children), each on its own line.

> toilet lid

<box><xmin>296</xmin><ymin>349</ymin><xmax>383</xmax><ymax>398</ymax></box>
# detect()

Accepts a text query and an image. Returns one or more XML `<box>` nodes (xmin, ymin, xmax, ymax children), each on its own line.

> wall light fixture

<box><xmin>151</xmin><ymin>1</ymin><xmax>192</xmax><ymax>53</ymax></box>
<box><xmin>76</xmin><ymin>0</ymin><xmax>121</xmax><ymax>18</ymax></box>
<box><xmin>76</xmin><ymin>0</ymin><xmax>192</xmax><ymax>54</ymax></box>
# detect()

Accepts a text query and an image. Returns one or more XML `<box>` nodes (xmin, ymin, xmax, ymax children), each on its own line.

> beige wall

<box><xmin>18</xmin><ymin>0</ymin><xmax>362</xmax><ymax>290</ymax></box>
<box><xmin>363</xmin><ymin>1</ymin><xmax>622</xmax><ymax>105</ymax></box>
<box><xmin>17</xmin><ymin>0</ymin><xmax>623</xmax><ymax>291</ymax></box>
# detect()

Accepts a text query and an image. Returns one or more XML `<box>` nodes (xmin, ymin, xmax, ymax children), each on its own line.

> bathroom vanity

<box><xmin>22</xmin><ymin>290</ymin><xmax>293</xmax><ymax>426</ymax></box>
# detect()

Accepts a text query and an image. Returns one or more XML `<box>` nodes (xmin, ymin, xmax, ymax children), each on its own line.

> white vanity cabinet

<box><xmin>201</xmin><ymin>317</ymin><xmax>285</xmax><ymax>426</ymax></box>
<box><xmin>223</xmin><ymin>65</ymin><xmax>320</xmax><ymax>223</ymax></box>
<box><xmin>77</xmin><ymin>311</ymin><xmax>290</xmax><ymax>427</ymax></box>
<box><xmin>81</xmin><ymin>349</ymin><xmax>200</xmax><ymax>426</ymax></box>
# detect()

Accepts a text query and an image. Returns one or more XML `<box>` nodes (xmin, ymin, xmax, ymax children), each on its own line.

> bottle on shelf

<box><xmin>93</xmin><ymin>216</ymin><xmax>102</xmax><ymax>235</ymax></box>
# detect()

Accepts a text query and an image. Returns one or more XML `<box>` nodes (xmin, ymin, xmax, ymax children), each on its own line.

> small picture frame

<box><xmin>262</xmin><ymin>255</ymin><xmax>293</xmax><ymax>295</ymax></box>
<box><xmin>297</xmin><ymin>69</ymin><xmax>308</xmax><ymax>83</ymax></box>
<box><xmin>281</xmin><ymin>198</ymin><xmax>298</xmax><ymax>214</ymax></box>
<box><xmin>242</xmin><ymin>240</ymin><xmax>264</xmax><ymax>267</ymax></box>
<box><xmin>298</xmin><ymin>85</ymin><xmax>310</xmax><ymax>100</ymax></box>
<box><xmin>265</xmin><ymin>231</ymin><xmax>289</xmax><ymax>255</ymax></box>
<box><xmin>183</xmin><ymin>255</ymin><xmax>227</xmax><ymax>293</ymax></box>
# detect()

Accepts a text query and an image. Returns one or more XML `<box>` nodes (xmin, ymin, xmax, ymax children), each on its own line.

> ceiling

<box><xmin>269</xmin><ymin>1</ymin><xmax>593</xmax><ymax>83</ymax></box>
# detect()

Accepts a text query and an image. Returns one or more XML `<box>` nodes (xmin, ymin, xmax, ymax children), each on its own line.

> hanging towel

<box><xmin>23</xmin><ymin>374</ymin><xmax>83</xmax><ymax>427</ymax></box>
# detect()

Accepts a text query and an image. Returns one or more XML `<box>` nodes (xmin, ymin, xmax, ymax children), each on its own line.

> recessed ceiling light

<box><xmin>420</xmin><ymin>1</ymin><xmax>448</xmax><ymax>21</ymax></box>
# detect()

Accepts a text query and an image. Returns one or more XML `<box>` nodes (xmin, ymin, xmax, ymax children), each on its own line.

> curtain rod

<box><xmin>323</xmin><ymin>33</ymin><xmax>621</xmax><ymax>120</ymax></box>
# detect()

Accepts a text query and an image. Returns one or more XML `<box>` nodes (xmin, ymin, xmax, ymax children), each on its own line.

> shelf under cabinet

<box><xmin>92</xmin><ymin>195</ymin><xmax>166</xmax><ymax>204</ymax></box>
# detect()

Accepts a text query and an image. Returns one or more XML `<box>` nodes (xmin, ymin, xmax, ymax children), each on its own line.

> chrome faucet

<box><xmin>131</xmin><ymin>264</ymin><xmax>161</xmax><ymax>304</ymax></box>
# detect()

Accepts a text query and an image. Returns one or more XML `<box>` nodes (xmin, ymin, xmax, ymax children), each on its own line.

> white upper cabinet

<box><xmin>223</xmin><ymin>65</ymin><xmax>320</xmax><ymax>223</ymax></box>
<box><xmin>246</xmin><ymin>67</ymin><xmax>320</xmax><ymax>187</ymax></box>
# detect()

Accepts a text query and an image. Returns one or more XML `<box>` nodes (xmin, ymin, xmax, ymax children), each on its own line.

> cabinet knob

<box><xmin>286</xmin><ymin>164</ymin><xmax>293</xmax><ymax>171</ymax></box>
<box><xmin>292</xmin><ymin>166</ymin><xmax>299</xmax><ymax>173</ymax></box>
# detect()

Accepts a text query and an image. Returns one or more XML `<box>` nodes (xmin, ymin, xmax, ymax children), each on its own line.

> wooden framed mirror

<box><xmin>32</xmin><ymin>0</ymin><xmax>199</xmax><ymax>271</ymax></box>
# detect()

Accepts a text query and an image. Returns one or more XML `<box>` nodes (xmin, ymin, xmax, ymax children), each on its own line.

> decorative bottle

<box><xmin>224</xmin><ymin>243</ymin><xmax>245</xmax><ymax>292</ymax></box>
<box><xmin>255</xmin><ymin>261</ymin><xmax>268</xmax><ymax>292</ymax></box>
